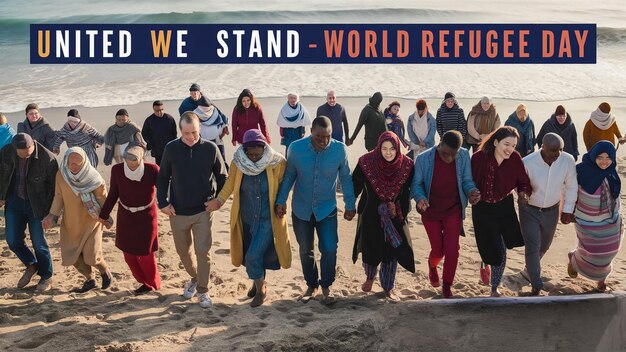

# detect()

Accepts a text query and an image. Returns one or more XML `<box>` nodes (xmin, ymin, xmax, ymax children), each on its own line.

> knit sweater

<box><xmin>436</xmin><ymin>102</ymin><xmax>467</xmax><ymax>140</ymax></box>
<box><xmin>17</xmin><ymin>118</ymin><xmax>56</xmax><ymax>152</ymax></box>
<box><xmin>231</xmin><ymin>105</ymin><xmax>271</xmax><ymax>144</ymax></box>
<box><xmin>583</xmin><ymin>119</ymin><xmax>622</xmax><ymax>151</ymax></box>
<box><xmin>156</xmin><ymin>138</ymin><xmax>228</xmax><ymax>215</ymax></box>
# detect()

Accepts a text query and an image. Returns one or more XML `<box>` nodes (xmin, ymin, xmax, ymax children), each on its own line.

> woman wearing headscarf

<box><xmin>536</xmin><ymin>105</ymin><xmax>579</xmax><ymax>161</ymax></box>
<box><xmin>42</xmin><ymin>147</ymin><xmax>112</xmax><ymax>293</ymax></box>
<box><xmin>103</xmin><ymin>109</ymin><xmax>145</xmax><ymax>166</ymax></box>
<box><xmin>99</xmin><ymin>143</ymin><xmax>160</xmax><ymax>294</ymax></box>
<box><xmin>504</xmin><ymin>104</ymin><xmax>535</xmax><ymax>157</ymax></box>
<box><xmin>206</xmin><ymin>129</ymin><xmax>290</xmax><ymax>307</ymax></box>
<box><xmin>406</xmin><ymin>100</ymin><xmax>436</xmax><ymax>159</ymax></box>
<box><xmin>568</xmin><ymin>141</ymin><xmax>623</xmax><ymax>292</ymax></box>
<box><xmin>194</xmin><ymin>96</ymin><xmax>229</xmax><ymax>163</ymax></box>
<box><xmin>471</xmin><ymin>126</ymin><xmax>532</xmax><ymax>297</ymax></box>
<box><xmin>53</xmin><ymin>109</ymin><xmax>105</xmax><ymax>167</ymax></box>
<box><xmin>232</xmin><ymin>89</ymin><xmax>271</xmax><ymax>146</ymax></box>
<box><xmin>352</xmin><ymin>131</ymin><xmax>415</xmax><ymax>301</ymax></box>
<box><xmin>276</xmin><ymin>93</ymin><xmax>311</xmax><ymax>157</ymax></box>
<box><xmin>582</xmin><ymin>102</ymin><xmax>626</xmax><ymax>151</ymax></box>
<box><xmin>466</xmin><ymin>96</ymin><xmax>500</xmax><ymax>153</ymax></box>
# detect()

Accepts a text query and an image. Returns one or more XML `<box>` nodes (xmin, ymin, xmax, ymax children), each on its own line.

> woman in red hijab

<box><xmin>352</xmin><ymin>131</ymin><xmax>415</xmax><ymax>300</ymax></box>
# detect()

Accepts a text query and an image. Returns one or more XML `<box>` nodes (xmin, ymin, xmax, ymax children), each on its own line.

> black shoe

<box><xmin>134</xmin><ymin>284</ymin><xmax>152</xmax><ymax>295</ymax></box>
<box><xmin>72</xmin><ymin>279</ymin><xmax>96</xmax><ymax>293</ymax></box>
<box><xmin>101</xmin><ymin>271</ymin><xmax>112</xmax><ymax>289</ymax></box>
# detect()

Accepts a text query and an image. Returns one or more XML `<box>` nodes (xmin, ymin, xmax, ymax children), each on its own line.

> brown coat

<box><xmin>466</xmin><ymin>102</ymin><xmax>500</xmax><ymax>145</ymax></box>
<box><xmin>49</xmin><ymin>171</ymin><xmax>108</xmax><ymax>266</ymax></box>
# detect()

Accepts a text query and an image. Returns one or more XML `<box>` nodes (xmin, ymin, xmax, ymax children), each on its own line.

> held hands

<box><xmin>344</xmin><ymin>209</ymin><xmax>356</xmax><ymax>221</ymax></box>
<box><xmin>518</xmin><ymin>192</ymin><xmax>530</xmax><ymax>206</ymax></box>
<box><xmin>97</xmin><ymin>217</ymin><xmax>113</xmax><ymax>229</ymax></box>
<box><xmin>160</xmin><ymin>204</ymin><xmax>176</xmax><ymax>217</ymax></box>
<box><xmin>275</xmin><ymin>204</ymin><xmax>286</xmax><ymax>218</ymax></box>
<box><xmin>42</xmin><ymin>214</ymin><xmax>56</xmax><ymax>230</ymax></box>
<box><xmin>416</xmin><ymin>199</ymin><xmax>429</xmax><ymax>213</ymax></box>
<box><xmin>205</xmin><ymin>199</ymin><xmax>222</xmax><ymax>212</ymax></box>
<box><xmin>469</xmin><ymin>189</ymin><xmax>481</xmax><ymax>205</ymax></box>
<box><xmin>560</xmin><ymin>212</ymin><xmax>576</xmax><ymax>225</ymax></box>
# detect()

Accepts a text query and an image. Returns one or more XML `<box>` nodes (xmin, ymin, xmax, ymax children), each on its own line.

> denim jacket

<box><xmin>406</xmin><ymin>112</ymin><xmax>436</xmax><ymax>150</ymax></box>
<box><xmin>410</xmin><ymin>146</ymin><xmax>477</xmax><ymax>219</ymax></box>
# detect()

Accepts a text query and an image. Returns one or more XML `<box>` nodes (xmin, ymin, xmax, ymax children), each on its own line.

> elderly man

<box><xmin>520</xmin><ymin>132</ymin><xmax>577</xmax><ymax>295</ymax></box>
<box><xmin>316</xmin><ymin>90</ymin><xmax>349</xmax><ymax>143</ymax></box>
<box><xmin>0</xmin><ymin>133</ymin><xmax>58</xmax><ymax>291</ymax></box>
<box><xmin>275</xmin><ymin>116</ymin><xmax>356</xmax><ymax>305</ymax></box>
<box><xmin>157</xmin><ymin>111</ymin><xmax>228</xmax><ymax>308</ymax></box>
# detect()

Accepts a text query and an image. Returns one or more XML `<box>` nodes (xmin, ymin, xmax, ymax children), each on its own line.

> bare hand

<box><xmin>416</xmin><ymin>199</ymin><xmax>429</xmax><ymax>213</ymax></box>
<box><xmin>344</xmin><ymin>209</ymin><xmax>356</xmax><ymax>221</ymax></box>
<box><xmin>205</xmin><ymin>199</ymin><xmax>222</xmax><ymax>212</ymax></box>
<box><xmin>518</xmin><ymin>192</ymin><xmax>530</xmax><ymax>206</ymax></box>
<box><xmin>560</xmin><ymin>212</ymin><xmax>576</xmax><ymax>224</ymax></box>
<box><xmin>42</xmin><ymin>214</ymin><xmax>55</xmax><ymax>230</ymax></box>
<box><xmin>275</xmin><ymin>204</ymin><xmax>286</xmax><ymax>218</ymax></box>
<box><xmin>469</xmin><ymin>189</ymin><xmax>481</xmax><ymax>205</ymax></box>
<box><xmin>160</xmin><ymin>204</ymin><xmax>176</xmax><ymax>216</ymax></box>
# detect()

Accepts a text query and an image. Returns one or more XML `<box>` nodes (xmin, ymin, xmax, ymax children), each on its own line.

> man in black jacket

<box><xmin>157</xmin><ymin>112</ymin><xmax>227</xmax><ymax>308</ymax></box>
<box><xmin>142</xmin><ymin>100</ymin><xmax>177</xmax><ymax>166</ymax></box>
<box><xmin>0</xmin><ymin>133</ymin><xmax>58</xmax><ymax>291</ymax></box>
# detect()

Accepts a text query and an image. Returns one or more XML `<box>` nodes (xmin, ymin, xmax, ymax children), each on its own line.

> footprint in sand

<box><xmin>215</xmin><ymin>249</ymin><xmax>230</xmax><ymax>255</ymax></box>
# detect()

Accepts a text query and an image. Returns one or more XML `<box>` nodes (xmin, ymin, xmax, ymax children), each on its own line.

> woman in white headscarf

<box><xmin>43</xmin><ymin>147</ymin><xmax>111</xmax><ymax>293</ymax></box>
<box><xmin>99</xmin><ymin>143</ymin><xmax>161</xmax><ymax>294</ymax></box>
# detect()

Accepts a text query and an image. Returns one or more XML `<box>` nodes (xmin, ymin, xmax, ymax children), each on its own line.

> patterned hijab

<box><xmin>577</xmin><ymin>141</ymin><xmax>621</xmax><ymax>200</ymax></box>
<box><xmin>61</xmin><ymin>147</ymin><xmax>105</xmax><ymax>219</ymax></box>
<box><xmin>358</xmin><ymin>131</ymin><xmax>414</xmax><ymax>202</ymax></box>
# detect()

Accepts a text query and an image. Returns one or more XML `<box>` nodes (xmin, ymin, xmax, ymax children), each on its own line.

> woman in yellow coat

<box><xmin>207</xmin><ymin>129</ymin><xmax>291</xmax><ymax>307</ymax></box>
<box><xmin>43</xmin><ymin>147</ymin><xmax>112</xmax><ymax>293</ymax></box>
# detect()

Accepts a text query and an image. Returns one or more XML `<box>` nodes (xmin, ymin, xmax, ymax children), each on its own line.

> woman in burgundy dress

<box><xmin>100</xmin><ymin>144</ymin><xmax>160</xmax><ymax>294</ymax></box>
<box><xmin>471</xmin><ymin>126</ymin><xmax>532</xmax><ymax>297</ymax></box>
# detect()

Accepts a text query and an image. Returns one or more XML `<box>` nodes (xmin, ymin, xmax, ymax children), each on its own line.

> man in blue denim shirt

<box><xmin>275</xmin><ymin>116</ymin><xmax>356</xmax><ymax>305</ymax></box>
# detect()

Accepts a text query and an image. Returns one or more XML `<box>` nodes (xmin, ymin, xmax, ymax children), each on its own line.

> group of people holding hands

<box><xmin>0</xmin><ymin>85</ymin><xmax>623</xmax><ymax>309</ymax></box>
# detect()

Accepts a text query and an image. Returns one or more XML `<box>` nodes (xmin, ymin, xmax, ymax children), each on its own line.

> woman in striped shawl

<box><xmin>53</xmin><ymin>109</ymin><xmax>104</xmax><ymax>167</ymax></box>
<box><xmin>568</xmin><ymin>141</ymin><xmax>623</xmax><ymax>292</ymax></box>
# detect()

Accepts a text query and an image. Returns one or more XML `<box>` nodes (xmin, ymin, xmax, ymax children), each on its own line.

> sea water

<box><xmin>0</xmin><ymin>0</ymin><xmax>625</xmax><ymax>112</ymax></box>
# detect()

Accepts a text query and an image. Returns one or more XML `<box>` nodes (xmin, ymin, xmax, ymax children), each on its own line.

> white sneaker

<box><xmin>183</xmin><ymin>280</ymin><xmax>197</xmax><ymax>299</ymax></box>
<box><xmin>197</xmin><ymin>293</ymin><xmax>212</xmax><ymax>308</ymax></box>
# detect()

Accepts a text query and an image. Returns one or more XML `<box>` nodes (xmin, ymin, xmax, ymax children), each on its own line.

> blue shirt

<box><xmin>276</xmin><ymin>136</ymin><xmax>356</xmax><ymax>221</ymax></box>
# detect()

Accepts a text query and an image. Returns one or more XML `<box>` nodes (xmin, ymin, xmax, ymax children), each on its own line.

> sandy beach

<box><xmin>2</xmin><ymin>96</ymin><xmax>626</xmax><ymax>351</ymax></box>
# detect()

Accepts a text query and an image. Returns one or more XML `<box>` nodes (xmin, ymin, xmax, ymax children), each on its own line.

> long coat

<box><xmin>351</xmin><ymin>165</ymin><xmax>415</xmax><ymax>272</ymax></box>
<box><xmin>216</xmin><ymin>160</ymin><xmax>292</xmax><ymax>269</ymax></box>
<box><xmin>99</xmin><ymin>163</ymin><xmax>159</xmax><ymax>256</ymax></box>
<box><xmin>49</xmin><ymin>172</ymin><xmax>107</xmax><ymax>266</ymax></box>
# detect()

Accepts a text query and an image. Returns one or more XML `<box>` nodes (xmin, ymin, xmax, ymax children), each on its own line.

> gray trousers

<box><xmin>519</xmin><ymin>203</ymin><xmax>559</xmax><ymax>290</ymax></box>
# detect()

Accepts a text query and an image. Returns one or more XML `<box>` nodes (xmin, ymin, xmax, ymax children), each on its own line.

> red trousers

<box><xmin>123</xmin><ymin>252</ymin><xmax>161</xmax><ymax>290</ymax></box>
<box><xmin>422</xmin><ymin>212</ymin><xmax>462</xmax><ymax>285</ymax></box>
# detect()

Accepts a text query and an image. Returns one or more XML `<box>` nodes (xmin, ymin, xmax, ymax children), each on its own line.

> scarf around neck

<box><xmin>124</xmin><ymin>160</ymin><xmax>145</xmax><ymax>181</ymax></box>
<box><xmin>61</xmin><ymin>147</ymin><xmax>105</xmax><ymax>219</ymax></box>
<box><xmin>105</xmin><ymin>122</ymin><xmax>140</xmax><ymax>147</ymax></box>
<box><xmin>277</xmin><ymin>102</ymin><xmax>311</xmax><ymax>128</ymax></box>
<box><xmin>233</xmin><ymin>144</ymin><xmax>285</xmax><ymax>176</ymax></box>
<box><xmin>590</xmin><ymin>107</ymin><xmax>616</xmax><ymax>130</ymax></box>
<box><xmin>411</xmin><ymin>110</ymin><xmax>430</xmax><ymax>142</ymax></box>
<box><xmin>358</xmin><ymin>131</ymin><xmax>414</xmax><ymax>202</ymax></box>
